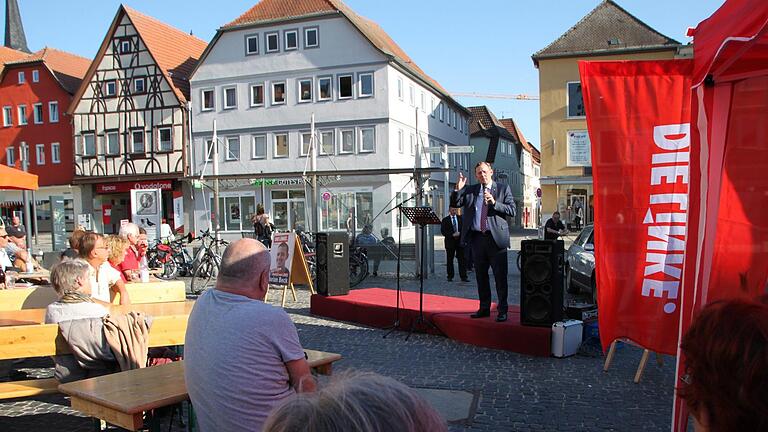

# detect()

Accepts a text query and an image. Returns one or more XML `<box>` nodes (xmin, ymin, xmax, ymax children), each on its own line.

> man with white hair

<box><xmin>185</xmin><ymin>239</ymin><xmax>316</xmax><ymax>432</ymax></box>
<box><xmin>117</xmin><ymin>223</ymin><xmax>141</xmax><ymax>282</ymax></box>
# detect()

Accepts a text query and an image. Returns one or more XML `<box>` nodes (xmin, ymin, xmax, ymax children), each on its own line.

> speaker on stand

<box><xmin>520</xmin><ymin>239</ymin><xmax>565</xmax><ymax>326</ymax></box>
<box><xmin>316</xmin><ymin>232</ymin><xmax>350</xmax><ymax>296</ymax></box>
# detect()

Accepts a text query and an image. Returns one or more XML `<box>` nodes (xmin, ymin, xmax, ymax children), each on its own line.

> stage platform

<box><xmin>310</xmin><ymin>288</ymin><xmax>551</xmax><ymax>357</ymax></box>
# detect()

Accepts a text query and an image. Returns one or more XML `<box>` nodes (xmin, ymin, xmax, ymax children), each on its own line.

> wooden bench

<box><xmin>58</xmin><ymin>350</ymin><xmax>342</xmax><ymax>431</ymax></box>
<box><xmin>0</xmin><ymin>280</ymin><xmax>186</xmax><ymax>311</ymax></box>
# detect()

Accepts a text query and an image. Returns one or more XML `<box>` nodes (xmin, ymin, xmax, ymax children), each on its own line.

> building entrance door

<box><xmin>271</xmin><ymin>190</ymin><xmax>306</xmax><ymax>231</ymax></box>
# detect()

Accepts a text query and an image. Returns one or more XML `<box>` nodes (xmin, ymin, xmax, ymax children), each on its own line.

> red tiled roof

<box><xmin>221</xmin><ymin>0</ymin><xmax>459</xmax><ymax>111</ymax></box>
<box><xmin>6</xmin><ymin>47</ymin><xmax>91</xmax><ymax>94</ymax></box>
<box><xmin>0</xmin><ymin>46</ymin><xmax>28</xmax><ymax>76</ymax></box>
<box><xmin>499</xmin><ymin>118</ymin><xmax>540</xmax><ymax>164</ymax></box>
<box><xmin>124</xmin><ymin>6</ymin><xmax>208</xmax><ymax>103</ymax></box>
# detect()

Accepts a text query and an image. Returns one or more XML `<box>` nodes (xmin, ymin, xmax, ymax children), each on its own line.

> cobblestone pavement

<box><xmin>0</xmin><ymin>230</ymin><xmax>682</xmax><ymax>431</ymax></box>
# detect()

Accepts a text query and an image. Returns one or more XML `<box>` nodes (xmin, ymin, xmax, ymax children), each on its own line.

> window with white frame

<box><xmin>6</xmin><ymin>147</ymin><xmax>14</xmax><ymax>166</ymax></box>
<box><xmin>32</xmin><ymin>70</ymin><xmax>39</xmax><ymax>83</ymax></box>
<box><xmin>225</xmin><ymin>136</ymin><xmax>240</xmax><ymax>160</ymax></box>
<box><xmin>420</xmin><ymin>92</ymin><xmax>425</xmax><ymax>112</ymax></box>
<box><xmin>430</xmin><ymin>99</ymin><xmax>435</xmax><ymax>118</ymax></box>
<box><xmin>439</xmin><ymin>102</ymin><xmax>444</xmax><ymax>121</ymax></box>
<box><xmin>321</xmin><ymin>191</ymin><xmax>374</xmax><ymax>231</ymax></box>
<box><xmin>209</xmin><ymin>194</ymin><xmax>257</xmax><ymax>232</ymax></box>
<box><xmin>338</xmin><ymin>75</ymin><xmax>353</xmax><ymax>99</ymax></box>
<box><xmin>304</xmin><ymin>27</ymin><xmax>319</xmax><ymax>48</ymax></box>
<box><xmin>272</xmin><ymin>82</ymin><xmax>285</xmax><ymax>105</ymax></box>
<box><xmin>284</xmin><ymin>29</ymin><xmax>298</xmax><ymax>50</ymax></box>
<box><xmin>245</xmin><ymin>34</ymin><xmax>259</xmax><ymax>55</ymax></box>
<box><xmin>358</xmin><ymin>73</ymin><xmax>373</xmax><ymax>98</ymax></box>
<box><xmin>104</xmin><ymin>80</ymin><xmax>116</xmax><ymax>97</ymax></box>
<box><xmin>359</xmin><ymin>127</ymin><xmax>375</xmax><ymax>153</ymax></box>
<box><xmin>17</xmin><ymin>71</ymin><xmax>24</xmax><ymax>84</ymax></box>
<box><xmin>33</xmin><ymin>103</ymin><xmax>43</xmax><ymax>124</ymax></box>
<box><xmin>252</xmin><ymin>135</ymin><xmax>266</xmax><ymax>159</ymax></box>
<box><xmin>250</xmin><ymin>83</ymin><xmax>264</xmax><ymax>106</ymax></box>
<box><xmin>410</xmin><ymin>133</ymin><xmax>415</xmax><ymax>155</ymax></box>
<box><xmin>340</xmin><ymin>129</ymin><xmax>354</xmax><ymax>153</ymax></box>
<box><xmin>158</xmin><ymin>127</ymin><xmax>172</xmax><ymax>152</ymax></box>
<box><xmin>397</xmin><ymin>129</ymin><xmax>404</xmax><ymax>153</ymax></box>
<box><xmin>298</xmin><ymin>78</ymin><xmax>312</xmax><ymax>103</ymax></box>
<box><xmin>459</xmin><ymin>116</ymin><xmax>463</xmax><ymax>133</ymax></box>
<box><xmin>205</xmin><ymin>138</ymin><xmax>215</xmax><ymax>161</ymax></box>
<box><xmin>83</xmin><ymin>133</ymin><xmax>96</xmax><ymax>156</ymax></box>
<box><xmin>106</xmin><ymin>131</ymin><xmax>119</xmax><ymax>155</ymax></box>
<box><xmin>397</xmin><ymin>77</ymin><xmax>403</xmax><ymax>100</ymax></box>
<box><xmin>301</xmin><ymin>132</ymin><xmax>312</xmax><ymax>156</ymax></box>
<box><xmin>452</xmin><ymin>110</ymin><xmax>457</xmax><ymax>128</ymax></box>
<box><xmin>223</xmin><ymin>86</ymin><xmax>237</xmax><ymax>109</ymax></box>
<box><xmin>318</xmin><ymin>77</ymin><xmax>332</xmax><ymax>101</ymax></box>
<box><xmin>319</xmin><ymin>130</ymin><xmax>334</xmax><ymax>155</ymax></box>
<box><xmin>409</xmin><ymin>85</ymin><xmax>415</xmax><ymax>106</ymax></box>
<box><xmin>131</xmin><ymin>129</ymin><xmax>144</xmax><ymax>153</ymax></box>
<box><xmin>133</xmin><ymin>77</ymin><xmax>145</xmax><ymax>94</ymax></box>
<box><xmin>3</xmin><ymin>106</ymin><xmax>11</xmax><ymax>126</ymax></box>
<box><xmin>265</xmin><ymin>32</ymin><xmax>279</xmax><ymax>53</ymax></box>
<box><xmin>35</xmin><ymin>144</ymin><xmax>45</xmax><ymax>165</ymax></box>
<box><xmin>48</xmin><ymin>101</ymin><xmax>58</xmax><ymax>123</ymax></box>
<box><xmin>51</xmin><ymin>142</ymin><xmax>60</xmax><ymax>163</ymax></box>
<box><xmin>18</xmin><ymin>105</ymin><xmax>27</xmax><ymax>125</ymax></box>
<box><xmin>120</xmin><ymin>40</ymin><xmax>131</xmax><ymax>54</ymax></box>
<box><xmin>567</xmin><ymin>81</ymin><xmax>586</xmax><ymax>118</ymax></box>
<box><xmin>274</xmin><ymin>133</ymin><xmax>288</xmax><ymax>157</ymax></box>
<box><xmin>201</xmin><ymin>89</ymin><xmax>214</xmax><ymax>111</ymax></box>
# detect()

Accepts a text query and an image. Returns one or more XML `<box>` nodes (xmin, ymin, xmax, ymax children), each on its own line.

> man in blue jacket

<box><xmin>451</xmin><ymin>162</ymin><xmax>516</xmax><ymax>322</ymax></box>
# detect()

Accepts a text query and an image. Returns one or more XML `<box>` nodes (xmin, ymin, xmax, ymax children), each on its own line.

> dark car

<box><xmin>565</xmin><ymin>225</ymin><xmax>597</xmax><ymax>304</ymax></box>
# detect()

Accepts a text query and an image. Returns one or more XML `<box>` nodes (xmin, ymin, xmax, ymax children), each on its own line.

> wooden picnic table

<box><xmin>59</xmin><ymin>350</ymin><xmax>343</xmax><ymax>431</ymax></box>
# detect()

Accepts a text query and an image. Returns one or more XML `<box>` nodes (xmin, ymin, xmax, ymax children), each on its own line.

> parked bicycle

<box><xmin>190</xmin><ymin>229</ymin><xmax>228</xmax><ymax>295</ymax></box>
<box><xmin>349</xmin><ymin>245</ymin><xmax>369</xmax><ymax>287</ymax></box>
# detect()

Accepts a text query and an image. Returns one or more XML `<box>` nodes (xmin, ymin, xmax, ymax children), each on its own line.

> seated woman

<box><xmin>679</xmin><ymin>296</ymin><xmax>768</xmax><ymax>432</ymax></box>
<box><xmin>104</xmin><ymin>234</ymin><xmax>131</xmax><ymax>282</ymax></box>
<box><xmin>264</xmin><ymin>371</ymin><xmax>446</xmax><ymax>432</ymax></box>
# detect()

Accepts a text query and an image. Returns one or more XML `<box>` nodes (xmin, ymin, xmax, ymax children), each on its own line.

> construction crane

<box><xmin>451</xmin><ymin>92</ymin><xmax>539</xmax><ymax>101</ymax></box>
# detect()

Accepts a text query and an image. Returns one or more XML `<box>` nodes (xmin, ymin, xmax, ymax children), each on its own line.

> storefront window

<box><xmin>210</xmin><ymin>194</ymin><xmax>256</xmax><ymax>232</ymax></box>
<box><xmin>321</xmin><ymin>191</ymin><xmax>373</xmax><ymax>231</ymax></box>
<box><xmin>556</xmin><ymin>185</ymin><xmax>593</xmax><ymax>230</ymax></box>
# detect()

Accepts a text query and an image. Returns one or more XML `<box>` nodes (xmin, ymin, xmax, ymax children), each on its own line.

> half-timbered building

<box><xmin>68</xmin><ymin>5</ymin><xmax>207</xmax><ymax>234</ymax></box>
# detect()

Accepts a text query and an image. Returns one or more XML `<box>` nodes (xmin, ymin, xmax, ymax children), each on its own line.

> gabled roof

<box><xmin>5</xmin><ymin>47</ymin><xmax>90</xmax><ymax>94</ymax></box>
<box><xmin>532</xmin><ymin>0</ymin><xmax>680</xmax><ymax>66</ymax></box>
<box><xmin>215</xmin><ymin>0</ymin><xmax>467</xmax><ymax>114</ymax></box>
<box><xmin>499</xmin><ymin>118</ymin><xmax>540</xmax><ymax>164</ymax></box>
<box><xmin>469</xmin><ymin>106</ymin><xmax>516</xmax><ymax>164</ymax></box>
<box><xmin>0</xmin><ymin>46</ymin><xmax>28</xmax><ymax>76</ymax></box>
<box><xmin>69</xmin><ymin>5</ymin><xmax>207</xmax><ymax>112</ymax></box>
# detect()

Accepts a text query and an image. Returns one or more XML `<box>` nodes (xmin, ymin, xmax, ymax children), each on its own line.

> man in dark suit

<box><xmin>450</xmin><ymin>162</ymin><xmax>516</xmax><ymax>322</ymax></box>
<box><xmin>441</xmin><ymin>207</ymin><xmax>468</xmax><ymax>282</ymax></box>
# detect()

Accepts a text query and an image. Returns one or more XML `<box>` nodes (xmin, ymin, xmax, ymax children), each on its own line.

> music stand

<box><xmin>400</xmin><ymin>206</ymin><xmax>442</xmax><ymax>339</ymax></box>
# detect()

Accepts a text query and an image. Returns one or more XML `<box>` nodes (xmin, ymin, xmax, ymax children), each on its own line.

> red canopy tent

<box><xmin>0</xmin><ymin>164</ymin><xmax>38</xmax><ymax>190</ymax></box>
<box><xmin>674</xmin><ymin>0</ymin><xmax>768</xmax><ymax>429</ymax></box>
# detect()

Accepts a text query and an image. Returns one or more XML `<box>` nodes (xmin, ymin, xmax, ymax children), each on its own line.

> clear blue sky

<box><xmin>14</xmin><ymin>0</ymin><xmax>725</xmax><ymax>149</ymax></box>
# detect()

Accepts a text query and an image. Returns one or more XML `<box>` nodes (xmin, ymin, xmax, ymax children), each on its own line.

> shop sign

<box><xmin>250</xmin><ymin>176</ymin><xmax>341</xmax><ymax>187</ymax></box>
<box><xmin>96</xmin><ymin>180</ymin><xmax>173</xmax><ymax>194</ymax></box>
<box><xmin>567</xmin><ymin>130</ymin><xmax>592</xmax><ymax>167</ymax></box>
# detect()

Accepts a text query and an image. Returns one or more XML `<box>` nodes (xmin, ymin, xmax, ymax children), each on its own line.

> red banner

<box><xmin>579</xmin><ymin>60</ymin><xmax>693</xmax><ymax>355</ymax></box>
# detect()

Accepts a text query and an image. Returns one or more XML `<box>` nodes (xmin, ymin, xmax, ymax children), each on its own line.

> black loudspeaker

<box><xmin>520</xmin><ymin>239</ymin><xmax>565</xmax><ymax>327</ymax></box>
<box><xmin>316</xmin><ymin>232</ymin><xmax>350</xmax><ymax>296</ymax></box>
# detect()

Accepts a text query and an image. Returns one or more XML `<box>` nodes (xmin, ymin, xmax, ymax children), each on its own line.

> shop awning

<box><xmin>0</xmin><ymin>165</ymin><xmax>38</xmax><ymax>190</ymax></box>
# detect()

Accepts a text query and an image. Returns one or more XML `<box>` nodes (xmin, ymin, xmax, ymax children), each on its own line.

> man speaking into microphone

<box><xmin>450</xmin><ymin>162</ymin><xmax>515</xmax><ymax>322</ymax></box>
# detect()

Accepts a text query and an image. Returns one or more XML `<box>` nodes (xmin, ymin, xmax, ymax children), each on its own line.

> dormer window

<box><xmin>304</xmin><ymin>27</ymin><xmax>319</xmax><ymax>48</ymax></box>
<box><xmin>608</xmin><ymin>38</ymin><xmax>622</xmax><ymax>46</ymax></box>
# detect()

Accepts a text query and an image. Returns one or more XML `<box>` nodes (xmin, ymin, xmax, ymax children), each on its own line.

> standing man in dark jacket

<box><xmin>450</xmin><ymin>162</ymin><xmax>516</xmax><ymax>322</ymax></box>
<box><xmin>441</xmin><ymin>207</ymin><xmax>468</xmax><ymax>282</ymax></box>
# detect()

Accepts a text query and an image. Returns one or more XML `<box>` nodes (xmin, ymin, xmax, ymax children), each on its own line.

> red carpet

<box><xmin>310</xmin><ymin>288</ymin><xmax>551</xmax><ymax>357</ymax></box>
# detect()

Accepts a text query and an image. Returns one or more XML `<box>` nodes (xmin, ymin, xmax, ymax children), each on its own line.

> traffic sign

<box><xmin>322</xmin><ymin>191</ymin><xmax>332</xmax><ymax>201</ymax></box>
<box><xmin>423</xmin><ymin>147</ymin><xmax>442</xmax><ymax>154</ymax></box>
<box><xmin>447</xmin><ymin>146</ymin><xmax>474</xmax><ymax>153</ymax></box>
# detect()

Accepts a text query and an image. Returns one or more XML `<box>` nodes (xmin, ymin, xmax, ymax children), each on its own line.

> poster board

<box><xmin>268</xmin><ymin>231</ymin><xmax>315</xmax><ymax>306</ymax></box>
<box><xmin>131</xmin><ymin>188</ymin><xmax>162</xmax><ymax>243</ymax></box>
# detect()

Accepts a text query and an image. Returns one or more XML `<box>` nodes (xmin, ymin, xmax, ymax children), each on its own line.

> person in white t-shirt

<box><xmin>160</xmin><ymin>219</ymin><xmax>174</xmax><ymax>244</ymax></box>
<box><xmin>0</xmin><ymin>227</ymin><xmax>13</xmax><ymax>271</ymax></box>
<box><xmin>78</xmin><ymin>232</ymin><xmax>130</xmax><ymax>305</ymax></box>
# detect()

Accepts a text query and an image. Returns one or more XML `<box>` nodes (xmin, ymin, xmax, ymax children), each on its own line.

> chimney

<box><xmin>5</xmin><ymin>0</ymin><xmax>30</xmax><ymax>53</ymax></box>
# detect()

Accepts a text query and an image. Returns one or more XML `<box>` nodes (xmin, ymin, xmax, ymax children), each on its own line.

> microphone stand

<box><xmin>382</xmin><ymin>193</ymin><xmax>419</xmax><ymax>338</ymax></box>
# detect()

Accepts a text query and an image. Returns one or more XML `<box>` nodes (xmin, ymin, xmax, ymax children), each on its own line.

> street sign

<box><xmin>536</xmin><ymin>188</ymin><xmax>542</xmax><ymax>198</ymax></box>
<box><xmin>423</xmin><ymin>147</ymin><xmax>442</xmax><ymax>154</ymax></box>
<box><xmin>322</xmin><ymin>191</ymin><xmax>332</xmax><ymax>201</ymax></box>
<box><xmin>447</xmin><ymin>146</ymin><xmax>474</xmax><ymax>153</ymax></box>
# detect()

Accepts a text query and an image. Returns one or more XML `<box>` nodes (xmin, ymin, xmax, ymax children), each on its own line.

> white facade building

<box><xmin>188</xmin><ymin>0</ymin><xmax>470</xmax><ymax>239</ymax></box>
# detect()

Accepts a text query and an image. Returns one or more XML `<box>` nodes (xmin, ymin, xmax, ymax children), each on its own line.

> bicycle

<box><xmin>349</xmin><ymin>246</ymin><xmax>369</xmax><ymax>287</ymax></box>
<box><xmin>190</xmin><ymin>229</ymin><xmax>228</xmax><ymax>295</ymax></box>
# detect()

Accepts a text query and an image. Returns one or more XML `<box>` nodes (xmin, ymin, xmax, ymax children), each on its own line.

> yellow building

<box><xmin>532</xmin><ymin>0</ymin><xmax>685</xmax><ymax>228</ymax></box>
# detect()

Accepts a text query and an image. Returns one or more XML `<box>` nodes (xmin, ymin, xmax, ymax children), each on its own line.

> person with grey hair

<box><xmin>117</xmin><ymin>222</ymin><xmax>141</xmax><ymax>281</ymax></box>
<box><xmin>263</xmin><ymin>371</ymin><xmax>447</xmax><ymax>432</ymax></box>
<box><xmin>185</xmin><ymin>239</ymin><xmax>316</xmax><ymax>432</ymax></box>
<box><xmin>45</xmin><ymin>259</ymin><xmax>108</xmax><ymax>324</ymax></box>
